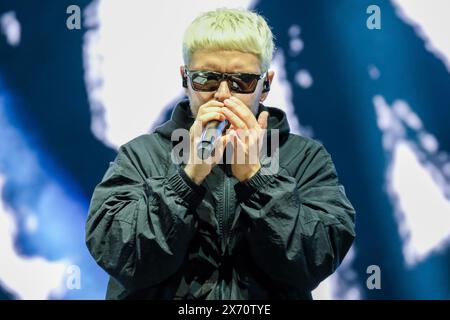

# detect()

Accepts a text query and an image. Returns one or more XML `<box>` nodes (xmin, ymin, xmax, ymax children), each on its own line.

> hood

<box><xmin>155</xmin><ymin>99</ymin><xmax>291</xmax><ymax>144</ymax></box>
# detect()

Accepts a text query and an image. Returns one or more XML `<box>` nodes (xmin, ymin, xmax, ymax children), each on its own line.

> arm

<box><xmin>85</xmin><ymin>142</ymin><xmax>205</xmax><ymax>292</ymax></box>
<box><xmin>234</xmin><ymin>143</ymin><xmax>356</xmax><ymax>291</ymax></box>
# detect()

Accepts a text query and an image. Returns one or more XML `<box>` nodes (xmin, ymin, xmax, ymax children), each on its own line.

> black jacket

<box><xmin>85</xmin><ymin>99</ymin><xmax>356</xmax><ymax>299</ymax></box>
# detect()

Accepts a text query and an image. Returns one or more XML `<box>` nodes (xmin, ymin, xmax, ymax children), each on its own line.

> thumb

<box><xmin>258</xmin><ymin>111</ymin><xmax>269</xmax><ymax>130</ymax></box>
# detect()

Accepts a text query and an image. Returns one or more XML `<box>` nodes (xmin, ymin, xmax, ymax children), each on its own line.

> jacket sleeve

<box><xmin>234</xmin><ymin>142</ymin><xmax>356</xmax><ymax>292</ymax></box>
<box><xmin>85</xmin><ymin>142</ymin><xmax>205</xmax><ymax>292</ymax></box>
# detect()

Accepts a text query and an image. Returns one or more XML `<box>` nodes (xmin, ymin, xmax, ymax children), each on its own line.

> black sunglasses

<box><xmin>184</xmin><ymin>67</ymin><xmax>266</xmax><ymax>94</ymax></box>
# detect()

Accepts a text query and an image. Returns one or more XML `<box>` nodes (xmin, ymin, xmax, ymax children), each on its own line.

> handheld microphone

<box><xmin>197</xmin><ymin>119</ymin><xmax>230</xmax><ymax>160</ymax></box>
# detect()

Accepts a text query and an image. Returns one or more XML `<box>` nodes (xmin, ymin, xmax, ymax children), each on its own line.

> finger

<box><xmin>190</xmin><ymin>119</ymin><xmax>203</xmax><ymax>138</ymax></box>
<box><xmin>223</xmin><ymin>97</ymin><xmax>258</xmax><ymax>129</ymax></box>
<box><xmin>233</xmin><ymin>127</ymin><xmax>248</xmax><ymax>143</ymax></box>
<box><xmin>221</xmin><ymin>107</ymin><xmax>247</xmax><ymax>130</ymax></box>
<box><xmin>225</xmin><ymin>124</ymin><xmax>236</xmax><ymax>134</ymax></box>
<box><xmin>231</xmin><ymin>128</ymin><xmax>252</xmax><ymax>146</ymax></box>
<box><xmin>257</xmin><ymin>111</ymin><xmax>269</xmax><ymax>130</ymax></box>
<box><xmin>232</xmin><ymin>131</ymin><xmax>259</xmax><ymax>165</ymax></box>
<box><xmin>197</xmin><ymin>101</ymin><xmax>224</xmax><ymax>116</ymax></box>
<box><xmin>197</xmin><ymin>112</ymin><xmax>226</xmax><ymax>127</ymax></box>
<box><xmin>230</xmin><ymin>131</ymin><xmax>247</xmax><ymax>164</ymax></box>
<box><xmin>197</xmin><ymin>106</ymin><xmax>223</xmax><ymax>118</ymax></box>
<box><xmin>199</xmin><ymin>100</ymin><xmax>225</xmax><ymax>109</ymax></box>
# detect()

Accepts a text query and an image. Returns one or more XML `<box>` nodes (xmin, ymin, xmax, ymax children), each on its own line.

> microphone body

<box><xmin>197</xmin><ymin>120</ymin><xmax>230</xmax><ymax>160</ymax></box>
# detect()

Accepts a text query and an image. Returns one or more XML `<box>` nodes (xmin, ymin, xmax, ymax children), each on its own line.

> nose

<box><xmin>214</xmin><ymin>80</ymin><xmax>232</xmax><ymax>102</ymax></box>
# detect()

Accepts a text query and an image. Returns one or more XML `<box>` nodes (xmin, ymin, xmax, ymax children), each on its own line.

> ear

<box><xmin>180</xmin><ymin>66</ymin><xmax>188</xmax><ymax>89</ymax></box>
<box><xmin>260</xmin><ymin>70</ymin><xmax>274</xmax><ymax>102</ymax></box>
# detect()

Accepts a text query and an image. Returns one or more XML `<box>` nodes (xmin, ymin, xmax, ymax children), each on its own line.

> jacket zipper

<box><xmin>218</xmin><ymin>163</ymin><xmax>232</xmax><ymax>299</ymax></box>
<box><xmin>223</xmin><ymin>175</ymin><xmax>230</xmax><ymax>248</ymax></box>
<box><xmin>222</xmin><ymin>163</ymin><xmax>232</xmax><ymax>249</ymax></box>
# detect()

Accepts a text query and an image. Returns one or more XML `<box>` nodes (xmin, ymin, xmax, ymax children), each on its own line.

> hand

<box><xmin>184</xmin><ymin>100</ymin><xmax>228</xmax><ymax>185</ymax></box>
<box><xmin>220</xmin><ymin>97</ymin><xmax>269</xmax><ymax>182</ymax></box>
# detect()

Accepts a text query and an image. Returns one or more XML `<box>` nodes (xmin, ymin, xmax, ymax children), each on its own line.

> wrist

<box><xmin>237</xmin><ymin>163</ymin><xmax>261</xmax><ymax>182</ymax></box>
<box><xmin>184</xmin><ymin>164</ymin><xmax>205</xmax><ymax>185</ymax></box>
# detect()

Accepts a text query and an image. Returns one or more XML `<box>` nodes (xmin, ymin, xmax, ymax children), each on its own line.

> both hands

<box><xmin>184</xmin><ymin>97</ymin><xmax>269</xmax><ymax>184</ymax></box>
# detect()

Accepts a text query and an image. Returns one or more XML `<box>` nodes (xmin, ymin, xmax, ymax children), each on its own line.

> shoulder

<box><xmin>120</xmin><ymin>133</ymin><xmax>170</xmax><ymax>154</ymax></box>
<box><xmin>282</xmin><ymin>134</ymin><xmax>329</xmax><ymax>159</ymax></box>
<box><xmin>116</xmin><ymin>133</ymin><xmax>172</xmax><ymax>169</ymax></box>
<box><xmin>121</xmin><ymin>133</ymin><xmax>164</xmax><ymax>149</ymax></box>
<box><xmin>279</xmin><ymin>134</ymin><xmax>334</xmax><ymax>175</ymax></box>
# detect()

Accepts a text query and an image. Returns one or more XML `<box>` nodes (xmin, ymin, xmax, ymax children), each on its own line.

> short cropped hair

<box><xmin>182</xmin><ymin>8</ymin><xmax>275</xmax><ymax>73</ymax></box>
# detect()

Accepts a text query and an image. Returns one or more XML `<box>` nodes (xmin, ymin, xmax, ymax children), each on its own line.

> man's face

<box><xmin>181</xmin><ymin>50</ymin><xmax>274</xmax><ymax>117</ymax></box>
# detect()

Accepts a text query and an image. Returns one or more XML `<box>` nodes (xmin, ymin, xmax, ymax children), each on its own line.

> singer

<box><xmin>86</xmin><ymin>8</ymin><xmax>356</xmax><ymax>300</ymax></box>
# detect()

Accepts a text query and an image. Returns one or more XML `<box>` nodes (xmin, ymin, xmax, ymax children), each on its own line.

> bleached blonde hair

<box><xmin>182</xmin><ymin>8</ymin><xmax>275</xmax><ymax>72</ymax></box>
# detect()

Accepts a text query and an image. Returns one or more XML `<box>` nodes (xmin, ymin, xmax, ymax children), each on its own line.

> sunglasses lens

<box><xmin>191</xmin><ymin>73</ymin><xmax>220</xmax><ymax>91</ymax></box>
<box><xmin>189</xmin><ymin>71</ymin><xmax>260</xmax><ymax>93</ymax></box>
<box><xmin>229</xmin><ymin>75</ymin><xmax>258</xmax><ymax>93</ymax></box>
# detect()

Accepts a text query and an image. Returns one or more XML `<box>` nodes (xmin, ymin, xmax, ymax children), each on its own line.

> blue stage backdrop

<box><xmin>0</xmin><ymin>0</ymin><xmax>449</xmax><ymax>299</ymax></box>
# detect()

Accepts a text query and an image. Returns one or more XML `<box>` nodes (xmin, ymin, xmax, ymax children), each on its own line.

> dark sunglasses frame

<box><xmin>184</xmin><ymin>67</ymin><xmax>266</xmax><ymax>94</ymax></box>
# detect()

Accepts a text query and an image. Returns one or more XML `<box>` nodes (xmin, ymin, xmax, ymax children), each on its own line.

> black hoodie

<box><xmin>86</xmin><ymin>99</ymin><xmax>356</xmax><ymax>299</ymax></box>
